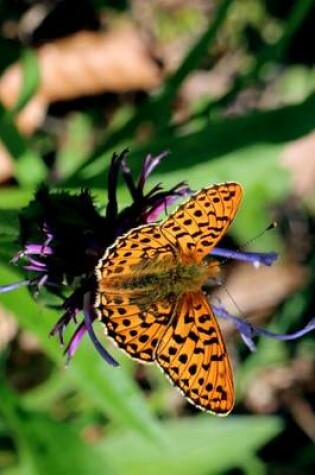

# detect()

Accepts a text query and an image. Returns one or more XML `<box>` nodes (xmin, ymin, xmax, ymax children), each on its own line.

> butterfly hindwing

<box><xmin>96</xmin><ymin>293</ymin><xmax>177</xmax><ymax>362</ymax></box>
<box><xmin>156</xmin><ymin>291</ymin><xmax>234</xmax><ymax>414</ymax></box>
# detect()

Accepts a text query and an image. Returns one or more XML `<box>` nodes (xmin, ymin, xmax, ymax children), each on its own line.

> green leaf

<box><xmin>0</xmin><ymin>189</ymin><xmax>34</xmax><ymax>209</ymax></box>
<box><xmin>63</xmin><ymin>89</ymin><xmax>315</xmax><ymax>187</ymax></box>
<box><xmin>55</xmin><ymin>114</ymin><xmax>93</xmax><ymax>180</ymax></box>
<box><xmin>134</xmin><ymin>90</ymin><xmax>315</xmax><ymax>178</ymax></box>
<box><xmin>0</xmin><ymin>102</ymin><xmax>46</xmax><ymax>186</ymax></box>
<box><xmin>9</xmin><ymin>50</ymin><xmax>41</xmax><ymax>115</ymax></box>
<box><xmin>101</xmin><ymin>415</ymin><xmax>283</xmax><ymax>475</ymax></box>
<box><xmin>0</xmin><ymin>48</ymin><xmax>42</xmax><ymax>186</ymax></box>
<box><xmin>0</xmin><ymin>380</ymin><xmax>114</xmax><ymax>475</ymax></box>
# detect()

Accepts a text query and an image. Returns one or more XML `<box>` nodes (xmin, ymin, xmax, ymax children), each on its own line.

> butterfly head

<box><xmin>202</xmin><ymin>257</ymin><xmax>221</xmax><ymax>283</ymax></box>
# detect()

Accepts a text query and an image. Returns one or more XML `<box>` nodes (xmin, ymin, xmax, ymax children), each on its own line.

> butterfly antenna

<box><xmin>216</xmin><ymin>281</ymin><xmax>248</xmax><ymax>322</ymax></box>
<box><xmin>215</xmin><ymin>221</ymin><xmax>278</xmax><ymax>268</ymax></box>
<box><xmin>238</xmin><ymin>221</ymin><xmax>277</xmax><ymax>251</ymax></box>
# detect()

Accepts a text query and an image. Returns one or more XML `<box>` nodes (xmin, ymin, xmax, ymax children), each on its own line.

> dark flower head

<box><xmin>2</xmin><ymin>150</ymin><xmax>189</xmax><ymax>364</ymax></box>
<box><xmin>1</xmin><ymin>149</ymin><xmax>314</xmax><ymax>365</ymax></box>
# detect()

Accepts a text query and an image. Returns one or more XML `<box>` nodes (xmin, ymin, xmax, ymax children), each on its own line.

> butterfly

<box><xmin>95</xmin><ymin>183</ymin><xmax>242</xmax><ymax>415</ymax></box>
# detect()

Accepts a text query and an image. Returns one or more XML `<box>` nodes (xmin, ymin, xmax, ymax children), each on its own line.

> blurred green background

<box><xmin>0</xmin><ymin>1</ymin><xmax>315</xmax><ymax>474</ymax></box>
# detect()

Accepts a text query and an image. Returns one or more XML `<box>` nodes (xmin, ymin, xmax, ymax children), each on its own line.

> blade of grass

<box><xmin>0</xmin><ymin>102</ymin><xmax>46</xmax><ymax>186</ymax></box>
<box><xmin>187</xmin><ymin>0</ymin><xmax>315</xmax><ymax>123</ymax></box>
<box><xmin>8</xmin><ymin>49</ymin><xmax>41</xmax><ymax>115</ymax></box>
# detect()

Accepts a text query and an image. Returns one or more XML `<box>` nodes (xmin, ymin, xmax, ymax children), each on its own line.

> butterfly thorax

<box><xmin>100</xmin><ymin>257</ymin><xmax>220</xmax><ymax>303</ymax></box>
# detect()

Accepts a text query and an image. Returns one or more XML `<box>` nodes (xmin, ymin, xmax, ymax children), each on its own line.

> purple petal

<box><xmin>106</xmin><ymin>150</ymin><xmax>128</xmax><ymax>220</ymax></box>
<box><xmin>145</xmin><ymin>183</ymin><xmax>190</xmax><ymax>222</ymax></box>
<box><xmin>210</xmin><ymin>248</ymin><xmax>279</xmax><ymax>267</ymax></box>
<box><xmin>23</xmin><ymin>265</ymin><xmax>46</xmax><ymax>272</ymax></box>
<box><xmin>50</xmin><ymin>307</ymin><xmax>81</xmax><ymax>345</ymax></box>
<box><xmin>239</xmin><ymin>332</ymin><xmax>257</xmax><ymax>352</ymax></box>
<box><xmin>43</xmin><ymin>223</ymin><xmax>54</xmax><ymax>242</ymax></box>
<box><xmin>37</xmin><ymin>274</ymin><xmax>49</xmax><ymax>289</ymax></box>
<box><xmin>212</xmin><ymin>304</ymin><xmax>315</xmax><ymax>351</ymax></box>
<box><xmin>52</xmin><ymin>292</ymin><xmax>118</xmax><ymax>366</ymax></box>
<box><xmin>11</xmin><ymin>244</ymin><xmax>52</xmax><ymax>265</ymax></box>
<box><xmin>137</xmin><ymin>151</ymin><xmax>169</xmax><ymax>190</ymax></box>
<box><xmin>0</xmin><ymin>280</ymin><xmax>32</xmax><ymax>293</ymax></box>
<box><xmin>23</xmin><ymin>244</ymin><xmax>53</xmax><ymax>255</ymax></box>
<box><xmin>252</xmin><ymin>318</ymin><xmax>315</xmax><ymax>341</ymax></box>
<box><xmin>25</xmin><ymin>257</ymin><xmax>46</xmax><ymax>268</ymax></box>
<box><xmin>83</xmin><ymin>293</ymin><xmax>119</xmax><ymax>366</ymax></box>
<box><xmin>11</xmin><ymin>251</ymin><xmax>24</xmax><ymax>264</ymax></box>
<box><xmin>64</xmin><ymin>321</ymin><xmax>87</xmax><ymax>363</ymax></box>
<box><xmin>120</xmin><ymin>153</ymin><xmax>139</xmax><ymax>201</ymax></box>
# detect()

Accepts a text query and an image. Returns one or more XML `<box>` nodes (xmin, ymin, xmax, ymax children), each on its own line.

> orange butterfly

<box><xmin>95</xmin><ymin>183</ymin><xmax>242</xmax><ymax>415</ymax></box>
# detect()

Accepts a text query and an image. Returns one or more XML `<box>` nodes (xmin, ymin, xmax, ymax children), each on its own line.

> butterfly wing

<box><xmin>95</xmin><ymin>225</ymin><xmax>178</xmax><ymax>362</ymax></box>
<box><xmin>161</xmin><ymin>183</ymin><xmax>242</xmax><ymax>262</ymax></box>
<box><xmin>95</xmin><ymin>184</ymin><xmax>239</xmax><ymax>410</ymax></box>
<box><xmin>156</xmin><ymin>291</ymin><xmax>234</xmax><ymax>414</ymax></box>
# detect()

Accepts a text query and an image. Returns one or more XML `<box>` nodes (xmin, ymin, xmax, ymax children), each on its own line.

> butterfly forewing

<box><xmin>161</xmin><ymin>183</ymin><xmax>242</xmax><ymax>262</ymax></box>
<box><xmin>156</xmin><ymin>291</ymin><xmax>234</xmax><ymax>414</ymax></box>
<box><xmin>97</xmin><ymin>225</ymin><xmax>176</xmax><ymax>279</ymax></box>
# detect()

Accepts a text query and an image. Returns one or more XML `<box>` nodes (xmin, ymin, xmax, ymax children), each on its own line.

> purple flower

<box><xmin>1</xmin><ymin>150</ymin><xmax>189</xmax><ymax>364</ymax></box>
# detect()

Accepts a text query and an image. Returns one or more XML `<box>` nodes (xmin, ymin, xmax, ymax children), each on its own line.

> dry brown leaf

<box><xmin>39</xmin><ymin>27</ymin><xmax>161</xmax><ymax>100</ymax></box>
<box><xmin>281</xmin><ymin>131</ymin><xmax>315</xmax><ymax>197</ymax></box>
<box><xmin>245</xmin><ymin>366</ymin><xmax>296</xmax><ymax>413</ymax></box>
<box><xmin>244</xmin><ymin>356</ymin><xmax>315</xmax><ymax>439</ymax></box>
<box><xmin>0</xmin><ymin>27</ymin><xmax>162</xmax><ymax>135</ymax></box>
<box><xmin>18</xmin><ymin>330</ymin><xmax>41</xmax><ymax>352</ymax></box>
<box><xmin>0</xmin><ymin>145</ymin><xmax>14</xmax><ymax>182</ymax></box>
<box><xmin>0</xmin><ymin>307</ymin><xmax>18</xmax><ymax>350</ymax></box>
<box><xmin>212</xmin><ymin>261</ymin><xmax>308</xmax><ymax>318</ymax></box>
<box><xmin>245</xmin><ymin>357</ymin><xmax>314</xmax><ymax>413</ymax></box>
